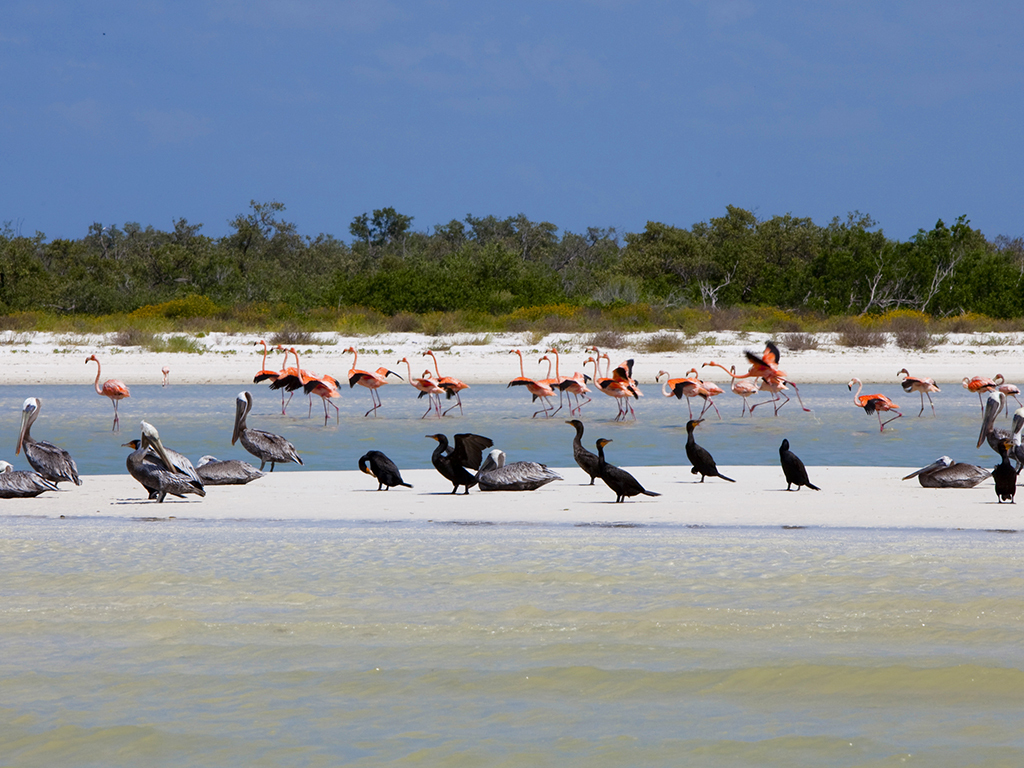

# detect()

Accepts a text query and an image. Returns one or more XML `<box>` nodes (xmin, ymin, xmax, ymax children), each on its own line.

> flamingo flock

<box><xmin>1</xmin><ymin>337</ymin><xmax>1021</xmax><ymax>506</ymax></box>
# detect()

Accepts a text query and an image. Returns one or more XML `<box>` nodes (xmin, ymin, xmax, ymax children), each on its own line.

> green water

<box><xmin>1</xmin><ymin>518</ymin><xmax>1022</xmax><ymax>766</ymax></box>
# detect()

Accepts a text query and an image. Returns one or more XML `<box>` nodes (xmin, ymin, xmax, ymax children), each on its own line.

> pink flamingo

<box><xmin>161</xmin><ymin>366</ymin><xmax>170</xmax><ymax>387</ymax></box>
<box><xmin>897</xmin><ymin>368</ymin><xmax>941</xmax><ymax>417</ymax></box>
<box><xmin>423</xmin><ymin>349</ymin><xmax>470</xmax><ymax>416</ymax></box>
<box><xmin>656</xmin><ymin>369</ymin><xmax>704</xmax><ymax>418</ymax></box>
<box><xmin>293</xmin><ymin>348</ymin><xmax>341</xmax><ymax>424</ymax></box>
<box><xmin>399</xmin><ymin>357</ymin><xmax>445</xmax><ymax>418</ymax></box>
<box><xmin>704</xmin><ymin>341</ymin><xmax>810</xmax><ymax>412</ymax></box>
<box><xmin>848</xmin><ymin>378</ymin><xmax>902</xmax><ymax>432</ymax></box>
<box><xmin>686</xmin><ymin>368</ymin><xmax>722</xmax><ymax>419</ymax></box>
<box><xmin>85</xmin><ymin>354</ymin><xmax>130</xmax><ymax>431</ymax></box>
<box><xmin>587</xmin><ymin>355</ymin><xmax>637</xmax><ymax>421</ymax></box>
<box><xmin>703</xmin><ymin>362</ymin><xmax>757</xmax><ymax>416</ymax></box>
<box><xmin>508</xmin><ymin>349</ymin><xmax>556</xmax><ymax>418</ymax></box>
<box><xmin>345</xmin><ymin>346</ymin><xmax>402</xmax><ymax>417</ymax></box>
<box><xmin>547</xmin><ymin>347</ymin><xmax>591</xmax><ymax>416</ymax></box>
<box><xmin>994</xmin><ymin>374</ymin><xmax>1023</xmax><ymax>415</ymax></box>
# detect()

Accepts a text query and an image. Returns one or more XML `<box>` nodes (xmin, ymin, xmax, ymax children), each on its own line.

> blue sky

<box><xmin>3</xmin><ymin>1</ymin><xmax>1022</xmax><ymax>243</ymax></box>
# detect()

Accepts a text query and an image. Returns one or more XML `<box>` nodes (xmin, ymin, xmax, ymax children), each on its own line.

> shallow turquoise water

<box><xmin>0</xmin><ymin>382</ymin><xmax>1006</xmax><ymax>475</ymax></box>
<box><xmin>1</xmin><ymin>518</ymin><xmax>1022</xmax><ymax>766</ymax></box>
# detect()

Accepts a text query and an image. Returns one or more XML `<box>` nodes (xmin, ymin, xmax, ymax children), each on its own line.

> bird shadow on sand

<box><xmin>112</xmin><ymin>498</ymin><xmax>202</xmax><ymax>506</ymax></box>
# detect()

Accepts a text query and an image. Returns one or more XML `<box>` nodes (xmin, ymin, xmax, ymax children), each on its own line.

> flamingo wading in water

<box><xmin>897</xmin><ymin>368</ymin><xmax>940</xmax><ymax>417</ymax></box>
<box><xmin>86</xmin><ymin>354</ymin><xmax>130</xmax><ymax>431</ymax></box>
<box><xmin>423</xmin><ymin>349</ymin><xmax>470</xmax><ymax>416</ymax></box>
<box><xmin>848</xmin><ymin>378</ymin><xmax>902</xmax><ymax>432</ymax></box>
<box><xmin>345</xmin><ymin>346</ymin><xmax>402</xmax><ymax>417</ymax></box>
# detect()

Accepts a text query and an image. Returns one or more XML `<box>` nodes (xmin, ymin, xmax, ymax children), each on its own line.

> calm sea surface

<box><xmin>0</xmin><ymin>382</ymin><xmax>1009</xmax><ymax>474</ymax></box>
<box><xmin>1</xmin><ymin>518</ymin><xmax>1022</xmax><ymax>766</ymax></box>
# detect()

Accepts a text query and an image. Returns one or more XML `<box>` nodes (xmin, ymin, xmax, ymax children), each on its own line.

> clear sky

<box><xmin>3</xmin><ymin>1</ymin><xmax>1022</xmax><ymax>243</ymax></box>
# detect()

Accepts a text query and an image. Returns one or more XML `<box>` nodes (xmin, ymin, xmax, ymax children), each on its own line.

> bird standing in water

<box><xmin>685</xmin><ymin>419</ymin><xmax>735</xmax><ymax>483</ymax></box>
<box><xmin>779</xmin><ymin>439</ymin><xmax>820</xmax><ymax>491</ymax></box>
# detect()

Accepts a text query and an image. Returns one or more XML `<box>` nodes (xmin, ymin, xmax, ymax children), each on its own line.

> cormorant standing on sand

<box><xmin>993</xmin><ymin>438</ymin><xmax>1018</xmax><ymax>504</ymax></box>
<box><xmin>426</xmin><ymin>433</ymin><xmax>493</xmax><ymax>494</ymax></box>
<box><xmin>594</xmin><ymin>438</ymin><xmax>660</xmax><ymax>502</ymax></box>
<box><xmin>779</xmin><ymin>439</ymin><xmax>820</xmax><ymax>491</ymax></box>
<box><xmin>685</xmin><ymin>419</ymin><xmax>735</xmax><ymax>483</ymax></box>
<box><xmin>359</xmin><ymin>450</ymin><xmax>412</xmax><ymax>490</ymax></box>
<box><xmin>566</xmin><ymin>419</ymin><xmax>600</xmax><ymax>484</ymax></box>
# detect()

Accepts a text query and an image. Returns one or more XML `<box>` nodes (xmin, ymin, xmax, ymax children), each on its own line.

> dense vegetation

<box><xmin>2</xmin><ymin>201</ymin><xmax>1022</xmax><ymax>333</ymax></box>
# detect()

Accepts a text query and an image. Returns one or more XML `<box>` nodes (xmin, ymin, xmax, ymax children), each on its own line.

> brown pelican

<box><xmin>902</xmin><ymin>457</ymin><xmax>991</xmax><ymax>488</ymax></box>
<box><xmin>779</xmin><ymin>439</ymin><xmax>820</xmax><ymax>491</ymax></box>
<box><xmin>15</xmin><ymin>397</ymin><xmax>81</xmax><ymax>486</ymax></box>
<box><xmin>685</xmin><ymin>419</ymin><xmax>735</xmax><ymax>483</ymax></box>
<box><xmin>358</xmin><ymin>451</ymin><xmax>412</xmax><ymax>490</ymax></box>
<box><xmin>232</xmin><ymin>392</ymin><xmax>304</xmax><ymax>472</ymax></box>
<box><xmin>426</xmin><ymin>433</ymin><xmax>492</xmax><ymax>494</ymax></box>
<box><xmin>477</xmin><ymin>448</ymin><xmax>562</xmax><ymax>491</ymax></box>
<box><xmin>594</xmin><ymin>438</ymin><xmax>660</xmax><ymax>502</ymax></box>
<box><xmin>565</xmin><ymin>419</ymin><xmax>600</xmax><ymax>485</ymax></box>
<box><xmin>0</xmin><ymin>460</ymin><xmax>60</xmax><ymax>498</ymax></box>
<box><xmin>125</xmin><ymin>422</ymin><xmax>205</xmax><ymax>503</ymax></box>
<box><xmin>196</xmin><ymin>456</ymin><xmax>265</xmax><ymax>485</ymax></box>
<box><xmin>976</xmin><ymin>392</ymin><xmax>1024</xmax><ymax>468</ymax></box>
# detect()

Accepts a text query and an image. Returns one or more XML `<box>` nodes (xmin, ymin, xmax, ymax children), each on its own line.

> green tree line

<box><xmin>2</xmin><ymin>201</ymin><xmax>1022</xmax><ymax>318</ymax></box>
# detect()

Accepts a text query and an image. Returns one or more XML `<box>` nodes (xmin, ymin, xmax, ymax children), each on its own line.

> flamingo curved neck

<box><xmin>425</xmin><ymin>351</ymin><xmax>441</xmax><ymax>378</ymax></box>
<box><xmin>89</xmin><ymin>359</ymin><xmax>103</xmax><ymax>394</ymax></box>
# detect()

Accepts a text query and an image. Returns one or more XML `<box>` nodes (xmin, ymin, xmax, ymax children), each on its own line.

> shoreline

<box><xmin>2</xmin><ymin>329</ymin><xmax>1024</xmax><ymax>386</ymax></box>
<box><xmin>6</xmin><ymin>466</ymin><xmax>1020</xmax><ymax>531</ymax></box>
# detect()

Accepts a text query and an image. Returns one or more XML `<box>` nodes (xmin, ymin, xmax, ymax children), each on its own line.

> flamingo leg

<box><xmin>112</xmin><ymin>400</ymin><xmax>120</xmax><ymax>432</ymax></box>
<box><xmin>879</xmin><ymin>411</ymin><xmax>903</xmax><ymax>431</ymax></box>
<box><xmin>785</xmin><ymin>380</ymin><xmax>812</xmax><ymax>413</ymax></box>
<box><xmin>532</xmin><ymin>397</ymin><xmax>553</xmax><ymax>418</ymax></box>
<box><xmin>442</xmin><ymin>393</ymin><xmax>463</xmax><ymax>417</ymax></box>
<box><xmin>699</xmin><ymin>396</ymin><xmax>722</xmax><ymax>420</ymax></box>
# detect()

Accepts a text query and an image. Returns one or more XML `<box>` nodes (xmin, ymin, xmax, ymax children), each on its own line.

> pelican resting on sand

<box><xmin>0</xmin><ymin>460</ymin><xmax>59</xmax><ymax>498</ymax></box>
<box><xmin>125</xmin><ymin>422</ymin><xmax>205</xmax><ymax>503</ymax></box>
<box><xmin>358</xmin><ymin>450</ymin><xmax>412</xmax><ymax>490</ymax></box>
<box><xmin>476</xmin><ymin>448</ymin><xmax>562</xmax><ymax>491</ymax></box>
<box><xmin>196</xmin><ymin>456</ymin><xmax>265</xmax><ymax>485</ymax></box>
<box><xmin>232</xmin><ymin>391</ymin><xmax>304</xmax><ymax>472</ymax></box>
<box><xmin>15</xmin><ymin>397</ymin><xmax>81</xmax><ymax>486</ymax></box>
<box><xmin>902</xmin><ymin>457</ymin><xmax>991</xmax><ymax>488</ymax></box>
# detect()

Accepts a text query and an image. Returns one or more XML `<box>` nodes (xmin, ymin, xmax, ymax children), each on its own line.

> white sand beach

<box><xmin>11</xmin><ymin>465</ymin><xmax>1019</xmax><ymax>531</ymax></box>
<box><xmin>2</xmin><ymin>330</ymin><xmax>1022</xmax><ymax>530</ymax></box>
<box><xmin>1</xmin><ymin>328</ymin><xmax>1023</xmax><ymax>386</ymax></box>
